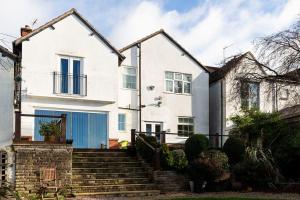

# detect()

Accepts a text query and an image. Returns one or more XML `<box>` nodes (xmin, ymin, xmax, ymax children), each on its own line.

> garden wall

<box><xmin>13</xmin><ymin>143</ymin><xmax>72</xmax><ymax>193</ymax></box>
<box><xmin>153</xmin><ymin>171</ymin><xmax>189</xmax><ymax>193</ymax></box>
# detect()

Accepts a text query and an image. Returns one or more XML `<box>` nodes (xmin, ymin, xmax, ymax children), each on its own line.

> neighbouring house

<box><xmin>209</xmin><ymin>51</ymin><xmax>300</xmax><ymax>146</ymax></box>
<box><xmin>12</xmin><ymin>8</ymin><xmax>124</xmax><ymax>149</ymax></box>
<box><xmin>0</xmin><ymin>45</ymin><xmax>18</xmax><ymax>185</ymax></box>
<box><xmin>0</xmin><ymin>45</ymin><xmax>17</xmax><ymax>147</ymax></box>
<box><xmin>118</xmin><ymin>30</ymin><xmax>210</xmax><ymax>144</ymax></box>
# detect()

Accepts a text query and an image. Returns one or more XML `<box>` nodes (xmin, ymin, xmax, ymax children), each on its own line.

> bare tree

<box><xmin>254</xmin><ymin>18</ymin><xmax>300</xmax><ymax>82</ymax></box>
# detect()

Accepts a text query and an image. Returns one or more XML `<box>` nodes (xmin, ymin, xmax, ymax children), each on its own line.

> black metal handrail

<box><xmin>53</xmin><ymin>71</ymin><xmax>87</xmax><ymax>96</ymax></box>
<box><xmin>131</xmin><ymin>129</ymin><xmax>231</xmax><ymax>170</ymax></box>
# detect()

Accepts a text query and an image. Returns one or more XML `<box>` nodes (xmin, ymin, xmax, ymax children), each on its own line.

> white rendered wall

<box><xmin>20</xmin><ymin>14</ymin><xmax>119</xmax><ymax>140</ymax></box>
<box><xmin>119</xmin><ymin>34</ymin><xmax>209</xmax><ymax>143</ymax></box>
<box><xmin>0</xmin><ymin>55</ymin><xmax>14</xmax><ymax>147</ymax></box>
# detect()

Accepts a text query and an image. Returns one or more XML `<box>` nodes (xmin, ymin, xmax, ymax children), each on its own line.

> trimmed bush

<box><xmin>184</xmin><ymin>134</ymin><xmax>209</xmax><ymax>162</ymax></box>
<box><xmin>136</xmin><ymin>134</ymin><xmax>158</xmax><ymax>162</ymax></box>
<box><xmin>223</xmin><ymin>137</ymin><xmax>245</xmax><ymax>165</ymax></box>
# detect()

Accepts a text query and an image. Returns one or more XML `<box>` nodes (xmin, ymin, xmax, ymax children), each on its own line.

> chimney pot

<box><xmin>21</xmin><ymin>25</ymin><xmax>32</xmax><ymax>37</ymax></box>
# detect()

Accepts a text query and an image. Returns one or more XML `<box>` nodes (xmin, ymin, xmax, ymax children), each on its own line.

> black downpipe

<box><xmin>220</xmin><ymin>80</ymin><xmax>224</xmax><ymax>148</ymax></box>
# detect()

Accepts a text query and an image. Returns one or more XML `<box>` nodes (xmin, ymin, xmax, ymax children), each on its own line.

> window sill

<box><xmin>118</xmin><ymin>130</ymin><xmax>128</xmax><ymax>133</ymax></box>
<box><xmin>163</xmin><ymin>92</ymin><xmax>192</xmax><ymax>96</ymax></box>
<box><xmin>121</xmin><ymin>87</ymin><xmax>138</xmax><ymax>91</ymax></box>
<box><xmin>54</xmin><ymin>93</ymin><xmax>87</xmax><ymax>98</ymax></box>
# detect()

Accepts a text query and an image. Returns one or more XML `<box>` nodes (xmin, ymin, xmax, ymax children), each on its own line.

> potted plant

<box><xmin>39</xmin><ymin>120</ymin><xmax>62</xmax><ymax>142</ymax></box>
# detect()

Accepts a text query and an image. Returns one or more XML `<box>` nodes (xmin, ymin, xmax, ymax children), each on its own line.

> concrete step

<box><xmin>72</xmin><ymin>161</ymin><xmax>141</xmax><ymax>168</ymax></box>
<box><xmin>71</xmin><ymin>183</ymin><xmax>157</xmax><ymax>193</ymax></box>
<box><xmin>72</xmin><ymin>178</ymin><xmax>150</xmax><ymax>185</ymax></box>
<box><xmin>73</xmin><ymin>151</ymin><xmax>128</xmax><ymax>157</ymax></box>
<box><xmin>73</xmin><ymin>149</ymin><xmax>127</xmax><ymax>152</ymax></box>
<box><xmin>72</xmin><ymin>167</ymin><xmax>145</xmax><ymax>174</ymax></box>
<box><xmin>72</xmin><ymin>172</ymin><xmax>149</xmax><ymax>179</ymax></box>
<box><xmin>73</xmin><ymin>190</ymin><xmax>160</xmax><ymax>197</ymax></box>
<box><xmin>72</xmin><ymin>156</ymin><xmax>134</xmax><ymax>162</ymax></box>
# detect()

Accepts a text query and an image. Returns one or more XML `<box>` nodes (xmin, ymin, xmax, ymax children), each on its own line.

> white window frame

<box><xmin>58</xmin><ymin>55</ymin><xmax>84</xmax><ymax>95</ymax></box>
<box><xmin>123</xmin><ymin>66</ymin><xmax>137</xmax><ymax>90</ymax></box>
<box><xmin>279</xmin><ymin>88</ymin><xmax>289</xmax><ymax>100</ymax></box>
<box><xmin>177</xmin><ymin>117</ymin><xmax>194</xmax><ymax>137</ymax></box>
<box><xmin>165</xmin><ymin>71</ymin><xmax>192</xmax><ymax>95</ymax></box>
<box><xmin>118</xmin><ymin>113</ymin><xmax>126</xmax><ymax>131</ymax></box>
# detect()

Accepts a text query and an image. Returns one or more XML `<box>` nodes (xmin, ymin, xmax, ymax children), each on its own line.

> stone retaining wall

<box><xmin>13</xmin><ymin>143</ymin><xmax>72</xmax><ymax>194</ymax></box>
<box><xmin>153</xmin><ymin>170</ymin><xmax>189</xmax><ymax>193</ymax></box>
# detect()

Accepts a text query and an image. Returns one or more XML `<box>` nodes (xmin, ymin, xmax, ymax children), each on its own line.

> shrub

<box><xmin>136</xmin><ymin>134</ymin><xmax>158</xmax><ymax>162</ymax></box>
<box><xmin>272</xmin><ymin>130</ymin><xmax>300</xmax><ymax>179</ymax></box>
<box><xmin>169</xmin><ymin>149</ymin><xmax>188</xmax><ymax>171</ymax></box>
<box><xmin>160</xmin><ymin>144</ymin><xmax>172</xmax><ymax>170</ymax></box>
<box><xmin>189</xmin><ymin>150</ymin><xmax>229</xmax><ymax>182</ymax></box>
<box><xmin>160</xmin><ymin>145</ymin><xmax>188</xmax><ymax>171</ymax></box>
<box><xmin>233</xmin><ymin>157</ymin><xmax>279</xmax><ymax>189</ymax></box>
<box><xmin>223</xmin><ymin>137</ymin><xmax>245</xmax><ymax>165</ymax></box>
<box><xmin>185</xmin><ymin>134</ymin><xmax>209</xmax><ymax>162</ymax></box>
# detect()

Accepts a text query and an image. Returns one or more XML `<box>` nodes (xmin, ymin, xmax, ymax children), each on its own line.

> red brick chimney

<box><xmin>20</xmin><ymin>25</ymin><xmax>32</xmax><ymax>37</ymax></box>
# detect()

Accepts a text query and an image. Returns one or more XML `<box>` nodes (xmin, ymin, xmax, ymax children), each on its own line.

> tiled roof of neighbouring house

<box><xmin>0</xmin><ymin>44</ymin><xmax>18</xmax><ymax>61</ymax></box>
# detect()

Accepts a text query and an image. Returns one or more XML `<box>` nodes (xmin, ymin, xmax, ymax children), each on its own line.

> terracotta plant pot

<box><xmin>44</xmin><ymin>135</ymin><xmax>57</xmax><ymax>142</ymax></box>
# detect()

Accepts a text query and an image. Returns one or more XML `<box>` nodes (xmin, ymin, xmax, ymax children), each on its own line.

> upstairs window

<box><xmin>123</xmin><ymin>67</ymin><xmax>137</xmax><ymax>89</ymax></box>
<box><xmin>178</xmin><ymin>117</ymin><xmax>194</xmax><ymax>137</ymax></box>
<box><xmin>55</xmin><ymin>56</ymin><xmax>86</xmax><ymax>96</ymax></box>
<box><xmin>241</xmin><ymin>81</ymin><xmax>260</xmax><ymax>110</ymax></box>
<box><xmin>165</xmin><ymin>72</ymin><xmax>192</xmax><ymax>94</ymax></box>
<box><xmin>118</xmin><ymin>114</ymin><xmax>126</xmax><ymax>131</ymax></box>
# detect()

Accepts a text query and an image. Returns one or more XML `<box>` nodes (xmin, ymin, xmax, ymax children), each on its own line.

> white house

<box><xmin>118</xmin><ymin>30</ymin><xmax>210</xmax><ymax>144</ymax></box>
<box><xmin>209</xmin><ymin>52</ymin><xmax>300</xmax><ymax>146</ymax></box>
<box><xmin>12</xmin><ymin>9</ymin><xmax>210</xmax><ymax>148</ymax></box>
<box><xmin>13</xmin><ymin>9</ymin><xmax>124</xmax><ymax>148</ymax></box>
<box><xmin>0</xmin><ymin>45</ymin><xmax>16</xmax><ymax>147</ymax></box>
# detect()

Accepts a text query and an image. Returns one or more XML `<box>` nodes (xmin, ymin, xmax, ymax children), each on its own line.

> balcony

<box><xmin>53</xmin><ymin>72</ymin><xmax>87</xmax><ymax>96</ymax></box>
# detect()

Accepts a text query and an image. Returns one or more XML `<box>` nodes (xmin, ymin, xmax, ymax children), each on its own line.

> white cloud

<box><xmin>109</xmin><ymin>0</ymin><xmax>300</xmax><ymax>66</ymax></box>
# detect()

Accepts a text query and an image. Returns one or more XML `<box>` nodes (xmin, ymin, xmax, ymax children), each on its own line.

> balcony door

<box><xmin>60</xmin><ymin>56</ymin><xmax>82</xmax><ymax>95</ymax></box>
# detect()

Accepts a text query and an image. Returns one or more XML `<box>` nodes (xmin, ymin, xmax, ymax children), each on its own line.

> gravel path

<box><xmin>70</xmin><ymin>192</ymin><xmax>300</xmax><ymax>200</ymax></box>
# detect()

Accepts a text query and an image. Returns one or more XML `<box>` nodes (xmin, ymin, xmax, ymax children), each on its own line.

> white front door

<box><xmin>145</xmin><ymin>122</ymin><xmax>163</xmax><ymax>135</ymax></box>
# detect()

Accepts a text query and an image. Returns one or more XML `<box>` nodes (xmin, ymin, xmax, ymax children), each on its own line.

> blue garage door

<box><xmin>34</xmin><ymin>110</ymin><xmax>108</xmax><ymax>148</ymax></box>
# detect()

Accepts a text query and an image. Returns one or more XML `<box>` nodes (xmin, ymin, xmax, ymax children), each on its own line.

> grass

<box><xmin>167</xmin><ymin>198</ymin><xmax>279</xmax><ymax>200</ymax></box>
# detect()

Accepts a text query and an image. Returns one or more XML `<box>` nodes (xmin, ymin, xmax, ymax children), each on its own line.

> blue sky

<box><xmin>0</xmin><ymin>0</ymin><xmax>299</xmax><ymax>65</ymax></box>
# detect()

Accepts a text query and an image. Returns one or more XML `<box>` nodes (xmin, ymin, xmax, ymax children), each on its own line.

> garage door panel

<box><xmin>88</xmin><ymin>113</ymin><xmax>108</xmax><ymax>148</ymax></box>
<box><xmin>72</xmin><ymin>112</ymin><xmax>88</xmax><ymax>148</ymax></box>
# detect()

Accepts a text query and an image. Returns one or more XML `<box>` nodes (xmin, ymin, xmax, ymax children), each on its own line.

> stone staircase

<box><xmin>71</xmin><ymin>149</ymin><xmax>160</xmax><ymax>197</ymax></box>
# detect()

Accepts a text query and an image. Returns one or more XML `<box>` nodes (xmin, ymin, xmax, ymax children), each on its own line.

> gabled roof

<box><xmin>206</xmin><ymin>66</ymin><xmax>219</xmax><ymax>73</ymax></box>
<box><xmin>209</xmin><ymin>51</ymin><xmax>266</xmax><ymax>83</ymax></box>
<box><xmin>0</xmin><ymin>44</ymin><xmax>18</xmax><ymax>61</ymax></box>
<box><xmin>13</xmin><ymin>8</ymin><xmax>125</xmax><ymax>60</ymax></box>
<box><xmin>120</xmin><ymin>29</ymin><xmax>209</xmax><ymax>73</ymax></box>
